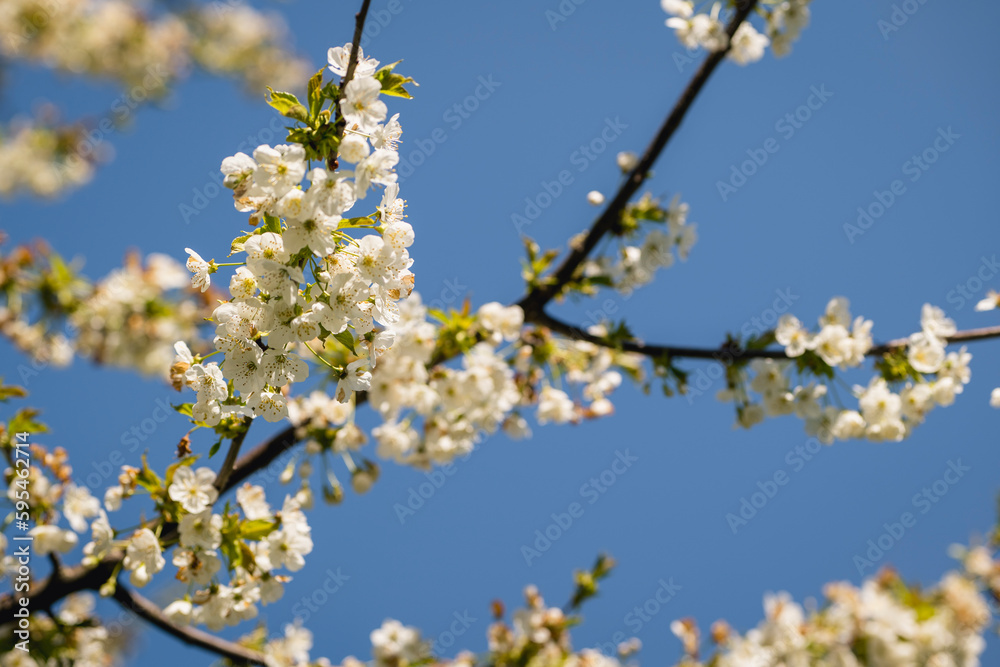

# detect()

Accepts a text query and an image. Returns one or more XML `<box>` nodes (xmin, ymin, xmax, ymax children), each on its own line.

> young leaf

<box><xmin>337</xmin><ymin>216</ymin><xmax>377</xmax><ymax>230</ymax></box>
<box><xmin>307</xmin><ymin>67</ymin><xmax>326</xmax><ymax>120</ymax></box>
<box><xmin>333</xmin><ymin>330</ymin><xmax>357</xmax><ymax>355</ymax></box>
<box><xmin>165</xmin><ymin>455</ymin><xmax>199</xmax><ymax>486</ymax></box>
<box><xmin>374</xmin><ymin>61</ymin><xmax>418</xmax><ymax>99</ymax></box>
<box><xmin>266</xmin><ymin>87</ymin><xmax>309</xmax><ymax>123</ymax></box>
<box><xmin>239</xmin><ymin>519</ymin><xmax>278</xmax><ymax>541</ymax></box>
<box><xmin>136</xmin><ymin>453</ymin><xmax>162</xmax><ymax>493</ymax></box>
<box><xmin>172</xmin><ymin>403</ymin><xmax>194</xmax><ymax>417</ymax></box>
<box><xmin>0</xmin><ymin>380</ymin><xmax>27</xmax><ymax>403</ymax></box>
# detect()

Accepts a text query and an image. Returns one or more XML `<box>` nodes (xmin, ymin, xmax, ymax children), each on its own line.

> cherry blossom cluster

<box><xmin>719</xmin><ymin>298</ymin><xmax>973</xmax><ymax>441</ymax></box>
<box><xmin>363</xmin><ymin>295</ymin><xmax>523</xmax><ymax>467</ymax></box>
<box><xmin>0</xmin><ymin>117</ymin><xmax>100</xmax><ymax>197</ymax></box>
<box><xmin>363</xmin><ymin>296</ymin><xmax>636</xmax><ymax>468</ymax></box>
<box><xmin>672</xmin><ymin>559</ymin><xmax>993</xmax><ymax>667</ymax></box>
<box><xmin>176</xmin><ymin>44</ymin><xmax>415</xmax><ymax>425</ymax></box>
<box><xmin>0</xmin><ymin>0</ymin><xmax>306</xmax><ymax>92</ymax></box>
<box><xmin>0</xmin><ymin>592</ymin><xmax>123</xmax><ymax>667</ymax></box>
<box><xmin>0</xmin><ymin>437</ymin><xmax>95</xmax><ymax>565</ymax></box>
<box><xmin>0</xmin><ymin>239</ymin><xmax>214</xmax><ymax>378</ymax></box>
<box><xmin>85</xmin><ymin>462</ymin><xmax>317</xmax><ymax>630</ymax></box>
<box><xmin>661</xmin><ymin>0</ymin><xmax>812</xmax><ymax>63</ymax></box>
<box><xmin>271</xmin><ymin>293</ymin><xmax>635</xmax><ymax>492</ymax></box>
<box><xmin>0</xmin><ymin>0</ymin><xmax>308</xmax><ymax>198</ymax></box>
<box><xmin>154</xmin><ymin>481</ymin><xmax>314</xmax><ymax>631</ymax></box>
<box><xmin>0</xmin><ymin>392</ymin><xmax>323</xmax><ymax>647</ymax></box>
<box><xmin>320</xmin><ymin>565</ymin><xmax>628</xmax><ymax>667</ymax></box>
<box><xmin>579</xmin><ymin>192</ymin><xmax>698</xmax><ymax>295</ymax></box>
<box><xmin>70</xmin><ymin>253</ymin><xmax>213</xmax><ymax>377</ymax></box>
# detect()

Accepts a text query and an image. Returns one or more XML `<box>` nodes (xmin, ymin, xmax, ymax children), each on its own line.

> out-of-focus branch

<box><xmin>112</xmin><ymin>584</ymin><xmax>266</xmax><ymax>666</ymax></box>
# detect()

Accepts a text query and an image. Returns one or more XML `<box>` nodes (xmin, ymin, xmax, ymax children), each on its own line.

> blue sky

<box><xmin>3</xmin><ymin>0</ymin><xmax>1000</xmax><ymax>664</ymax></box>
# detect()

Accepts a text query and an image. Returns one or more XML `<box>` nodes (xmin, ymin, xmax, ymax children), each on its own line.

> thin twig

<box><xmin>329</xmin><ymin>0</ymin><xmax>374</xmax><ymax>166</ymax></box>
<box><xmin>342</xmin><ymin>0</ymin><xmax>373</xmax><ymax>96</ymax></box>
<box><xmin>214</xmin><ymin>418</ymin><xmax>251</xmax><ymax>493</ymax></box>
<box><xmin>112</xmin><ymin>584</ymin><xmax>267</xmax><ymax>666</ymax></box>
<box><xmin>516</xmin><ymin>0</ymin><xmax>761</xmax><ymax>318</ymax></box>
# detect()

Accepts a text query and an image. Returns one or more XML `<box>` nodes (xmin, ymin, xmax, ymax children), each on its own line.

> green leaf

<box><xmin>219</xmin><ymin>512</ymin><xmax>242</xmax><ymax>571</ymax></box>
<box><xmin>239</xmin><ymin>541</ymin><xmax>257</xmax><ymax>571</ymax></box>
<box><xmin>337</xmin><ymin>216</ymin><xmax>377</xmax><ymax>230</ymax></box>
<box><xmin>265</xmin><ymin>87</ymin><xmax>309</xmax><ymax>123</ymax></box>
<box><xmin>333</xmin><ymin>330</ymin><xmax>357</xmax><ymax>355</ymax></box>
<box><xmin>0</xmin><ymin>380</ymin><xmax>27</xmax><ymax>403</ymax></box>
<box><xmin>321</xmin><ymin>81</ymin><xmax>340</xmax><ymax>101</ymax></box>
<box><xmin>165</xmin><ymin>456</ymin><xmax>199</xmax><ymax>486</ymax></box>
<box><xmin>136</xmin><ymin>454</ymin><xmax>162</xmax><ymax>493</ymax></box>
<box><xmin>601</xmin><ymin>320</ymin><xmax>636</xmax><ymax>350</ymax></box>
<box><xmin>230</xmin><ymin>231</ymin><xmax>256</xmax><ymax>256</ymax></box>
<box><xmin>746</xmin><ymin>330</ymin><xmax>777</xmax><ymax>350</ymax></box>
<box><xmin>374</xmin><ymin>61</ymin><xmax>418</xmax><ymax>99</ymax></box>
<box><xmin>208</xmin><ymin>438</ymin><xmax>222</xmax><ymax>458</ymax></box>
<box><xmin>172</xmin><ymin>403</ymin><xmax>194</xmax><ymax>417</ymax></box>
<box><xmin>9</xmin><ymin>409</ymin><xmax>47</xmax><ymax>435</ymax></box>
<box><xmin>262</xmin><ymin>214</ymin><xmax>283</xmax><ymax>235</ymax></box>
<box><xmin>239</xmin><ymin>519</ymin><xmax>277</xmax><ymax>541</ymax></box>
<box><xmin>307</xmin><ymin>67</ymin><xmax>326</xmax><ymax>121</ymax></box>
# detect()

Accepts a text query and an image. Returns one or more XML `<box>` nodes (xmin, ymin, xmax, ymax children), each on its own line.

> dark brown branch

<box><xmin>0</xmin><ymin>0</ymin><xmax>381</xmax><ymax>631</ymax></box>
<box><xmin>0</xmin><ymin>556</ymin><xmax>120</xmax><ymax>625</ymax></box>
<box><xmin>342</xmin><ymin>0</ymin><xmax>373</xmax><ymax>95</ymax></box>
<box><xmin>112</xmin><ymin>584</ymin><xmax>266</xmax><ymax>666</ymax></box>
<box><xmin>870</xmin><ymin>324</ymin><xmax>1000</xmax><ymax>355</ymax></box>
<box><xmin>329</xmin><ymin>0</ymin><xmax>373</xmax><ymax>167</ymax></box>
<box><xmin>214</xmin><ymin>418</ymin><xmax>251</xmax><ymax>493</ymax></box>
<box><xmin>224</xmin><ymin>392</ymin><xmax>373</xmax><ymax>490</ymax></box>
<box><xmin>533</xmin><ymin>311</ymin><xmax>1000</xmax><ymax>363</ymax></box>
<box><xmin>516</xmin><ymin>0</ymin><xmax>761</xmax><ymax>319</ymax></box>
<box><xmin>9</xmin><ymin>316</ymin><xmax>997</xmax><ymax>626</ymax></box>
<box><xmin>532</xmin><ymin>310</ymin><xmax>785</xmax><ymax>361</ymax></box>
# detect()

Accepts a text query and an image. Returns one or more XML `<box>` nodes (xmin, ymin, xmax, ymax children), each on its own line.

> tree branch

<box><xmin>111</xmin><ymin>584</ymin><xmax>267</xmax><ymax>666</ymax></box>
<box><xmin>533</xmin><ymin>310</ymin><xmax>1000</xmax><ymax>363</ymax></box>
<box><xmin>516</xmin><ymin>0</ymin><xmax>761</xmax><ymax>319</ymax></box>
<box><xmin>342</xmin><ymin>0</ymin><xmax>373</xmax><ymax>94</ymax></box>
<box><xmin>8</xmin><ymin>315</ymin><xmax>996</xmax><ymax>626</ymax></box>
<box><xmin>4</xmin><ymin>0</ymin><xmax>997</xmax><ymax>638</ymax></box>
<box><xmin>870</xmin><ymin>324</ymin><xmax>1000</xmax><ymax>355</ymax></box>
<box><xmin>214</xmin><ymin>418</ymin><xmax>251</xmax><ymax>493</ymax></box>
<box><xmin>329</xmin><ymin>0</ymin><xmax>373</xmax><ymax>167</ymax></box>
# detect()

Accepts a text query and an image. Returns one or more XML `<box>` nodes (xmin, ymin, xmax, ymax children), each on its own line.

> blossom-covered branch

<box><xmin>516</xmin><ymin>0</ymin><xmax>761</xmax><ymax>319</ymax></box>
<box><xmin>111</xmin><ymin>584</ymin><xmax>267</xmax><ymax>666</ymax></box>
<box><xmin>533</xmin><ymin>310</ymin><xmax>1000</xmax><ymax>362</ymax></box>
